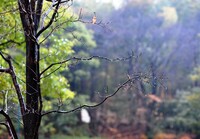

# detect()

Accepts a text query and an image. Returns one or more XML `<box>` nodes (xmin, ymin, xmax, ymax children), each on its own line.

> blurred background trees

<box><xmin>1</xmin><ymin>0</ymin><xmax>200</xmax><ymax>138</ymax></box>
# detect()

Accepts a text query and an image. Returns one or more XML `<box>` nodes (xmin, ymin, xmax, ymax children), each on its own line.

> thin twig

<box><xmin>0</xmin><ymin>8</ymin><xmax>18</xmax><ymax>14</ymax></box>
<box><xmin>0</xmin><ymin>40</ymin><xmax>24</xmax><ymax>46</ymax></box>
<box><xmin>39</xmin><ymin>16</ymin><xmax>76</xmax><ymax>44</ymax></box>
<box><xmin>40</xmin><ymin>55</ymin><xmax>135</xmax><ymax>77</ymax></box>
<box><xmin>36</xmin><ymin>0</ymin><xmax>62</xmax><ymax>38</ymax></box>
<box><xmin>41</xmin><ymin>75</ymin><xmax>141</xmax><ymax>116</ymax></box>
<box><xmin>52</xmin><ymin>0</ymin><xmax>71</xmax><ymax>7</ymax></box>
<box><xmin>40</xmin><ymin>65</ymin><xmax>62</xmax><ymax>79</ymax></box>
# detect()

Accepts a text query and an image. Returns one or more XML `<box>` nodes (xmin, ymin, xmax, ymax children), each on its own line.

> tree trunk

<box><xmin>151</xmin><ymin>63</ymin><xmax>157</xmax><ymax>95</ymax></box>
<box><xmin>23</xmin><ymin>36</ymin><xmax>40</xmax><ymax>139</ymax></box>
<box><xmin>17</xmin><ymin>0</ymin><xmax>44</xmax><ymax>138</ymax></box>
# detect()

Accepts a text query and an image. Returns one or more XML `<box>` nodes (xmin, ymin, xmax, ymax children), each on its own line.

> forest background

<box><xmin>1</xmin><ymin>0</ymin><xmax>200</xmax><ymax>138</ymax></box>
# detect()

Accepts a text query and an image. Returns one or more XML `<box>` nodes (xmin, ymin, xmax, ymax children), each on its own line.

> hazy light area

<box><xmin>75</xmin><ymin>0</ymin><xmax>123</xmax><ymax>9</ymax></box>
<box><xmin>96</xmin><ymin>0</ymin><xmax>123</xmax><ymax>9</ymax></box>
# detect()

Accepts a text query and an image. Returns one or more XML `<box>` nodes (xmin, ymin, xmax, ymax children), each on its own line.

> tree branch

<box><xmin>0</xmin><ymin>8</ymin><xmax>18</xmax><ymax>15</ymax></box>
<box><xmin>52</xmin><ymin>0</ymin><xmax>72</xmax><ymax>7</ymax></box>
<box><xmin>0</xmin><ymin>40</ymin><xmax>24</xmax><ymax>46</ymax></box>
<box><xmin>0</xmin><ymin>68</ymin><xmax>10</xmax><ymax>73</ymax></box>
<box><xmin>0</xmin><ymin>122</ymin><xmax>12</xmax><ymax>137</ymax></box>
<box><xmin>0</xmin><ymin>110</ymin><xmax>18</xmax><ymax>139</ymax></box>
<box><xmin>39</xmin><ymin>16</ymin><xmax>77</xmax><ymax>44</ymax></box>
<box><xmin>40</xmin><ymin>55</ymin><xmax>135</xmax><ymax>77</ymax></box>
<box><xmin>35</xmin><ymin>0</ymin><xmax>44</xmax><ymax>31</ymax></box>
<box><xmin>41</xmin><ymin>75</ymin><xmax>141</xmax><ymax>116</ymax></box>
<box><xmin>0</xmin><ymin>51</ymin><xmax>9</xmax><ymax>62</ymax></box>
<box><xmin>0</xmin><ymin>52</ymin><xmax>26</xmax><ymax>115</ymax></box>
<box><xmin>18</xmin><ymin>0</ymin><xmax>30</xmax><ymax>31</ymax></box>
<box><xmin>36</xmin><ymin>0</ymin><xmax>62</xmax><ymax>38</ymax></box>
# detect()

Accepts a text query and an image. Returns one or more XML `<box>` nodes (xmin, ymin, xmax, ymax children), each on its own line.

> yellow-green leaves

<box><xmin>189</xmin><ymin>66</ymin><xmax>200</xmax><ymax>82</ymax></box>
<box><xmin>0</xmin><ymin>0</ymin><xmax>23</xmax><ymax>47</ymax></box>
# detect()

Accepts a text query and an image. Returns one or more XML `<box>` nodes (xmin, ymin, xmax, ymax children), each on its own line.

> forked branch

<box><xmin>36</xmin><ymin>0</ymin><xmax>62</xmax><ymax>38</ymax></box>
<box><xmin>0</xmin><ymin>52</ymin><xmax>26</xmax><ymax>115</ymax></box>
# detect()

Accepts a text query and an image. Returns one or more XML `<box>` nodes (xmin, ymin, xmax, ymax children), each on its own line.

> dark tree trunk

<box><xmin>151</xmin><ymin>63</ymin><xmax>157</xmax><ymax>95</ymax></box>
<box><xmin>17</xmin><ymin>0</ymin><xmax>43</xmax><ymax>137</ymax></box>
<box><xmin>23</xmin><ymin>36</ymin><xmax>41</xmax><ymax>139</ymax></box>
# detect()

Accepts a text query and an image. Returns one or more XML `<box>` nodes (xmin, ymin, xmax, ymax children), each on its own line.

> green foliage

<box><xmin>0</xmin><ymin>0</ymin><xmax>23</xmax><ymax>45</ymax></box>
<box><xmin>189</xmin><ymin>66</ymin><xmax>200</xmax><ymax>83</ymax></box>
<box><xmin>0</xmin><ymin>0</ymin><xmax>99</xmax><ymax>137</ymax></box>
<box><xmin>40</xmin><ymin>134</ymin><xmax>105</xmax><ymax>139</ymax></box>
<box><xmin>3</xmin><ymin>0</ymin><xmax>200</xmax><ymax>138</ymax></box>
<box><xmin>40</xmin><ymin>94</ymin><xmax>94</xmax><ymax>136</ymax></box>
<box><xmin>155</xmin><ymin>88</ymin><xmax>200</xmax><ymax>136</ymax></box>
<box><xmin>0</xmin><ymin>1</ymin><xmax>79</xmax><ymax>106</ymax></box>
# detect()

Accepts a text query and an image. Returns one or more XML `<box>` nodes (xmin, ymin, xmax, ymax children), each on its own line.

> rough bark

<box><xmin>23</xmin><ymin>37</ymin><xmax>40</xmax><ymax>139</ymax></box>
<box><xmin>18</xmin><ymin>0</ymin><xmax>42</xmax><ymax>138</ymax></box>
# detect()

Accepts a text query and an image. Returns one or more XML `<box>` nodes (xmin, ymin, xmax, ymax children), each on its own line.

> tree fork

<box><xmin>17</xmin><ymin>0</ymin><xmax>43</xmax><ymax>137</ymax></box>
